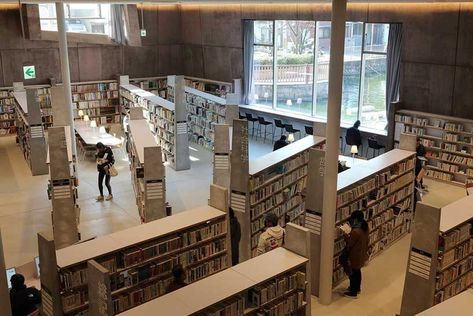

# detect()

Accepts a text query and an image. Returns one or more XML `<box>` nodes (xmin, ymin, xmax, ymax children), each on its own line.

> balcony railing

<box><xmin>253</xmin><ymin>63</ymin><xmax>328</xmax><ymax>84</ymax></box>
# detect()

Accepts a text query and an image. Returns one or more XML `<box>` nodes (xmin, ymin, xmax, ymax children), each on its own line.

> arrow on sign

<box><xmin>25</xmin><ymin>68</ymin><xmax>34</xmax><ymax>77</ymax></box>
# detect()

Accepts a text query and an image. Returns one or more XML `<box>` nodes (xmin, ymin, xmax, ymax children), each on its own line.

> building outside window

<box><xmin>38</xmin><ymin>3</ymin><xmax>112</xmax><ymax>36</ymax></box>
<box><xmin>250</xmin><ymin>20</ymin><xmax>390</xmax><ymax>131</ymax></box>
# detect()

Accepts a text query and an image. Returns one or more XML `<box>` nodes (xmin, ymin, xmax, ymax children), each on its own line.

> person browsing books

<box><xmin>273</xmin><ymin>135</ymin><xmax>289</xmax><ymax>151</ymax></box>
<box><xmin>95</xmin><ymin>142</ymin><xmax>115</xmax><ymax>201</ymax></box>
<box><xmin>229</xmin><ymin>207</ymin><xmax>241</xmax><ymax>265</ymax></box>
<box><xmin>166</xmin><ymin>264</ymin><xmax>187</xmax><ymax>293</ymax></box>
<box><xmin>341</xmin><ymin>211</ymin><xmax>369</xmax><ymax>299</ymax></box>
<box><xmin>9</xmin><ymin>273</ymin><xmax>41</xmax><ymax>316</ymax></box>
<box><xmin>256</xmin><ymin>212</ymin><xmax>285</xmax><ymax>255</ymax></box>
<box><xmin>416</xmin><ymin>138</ymin><xmax>427</xmax><ymax>189</ymax></box>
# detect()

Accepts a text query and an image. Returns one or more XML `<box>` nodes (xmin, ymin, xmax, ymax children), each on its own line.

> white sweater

<box><xmin>256</xmin><ymin>226</ymin><xmax>285</xmax><ymax>256</ymax></box>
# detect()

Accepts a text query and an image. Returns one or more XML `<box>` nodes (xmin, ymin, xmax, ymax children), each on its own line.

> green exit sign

<box><xmin>23</xmin><ymin>65</ymin><xmax>36</xmax><ymax>80</ymax></box>
<box><xmin>140</xmin><ymin>29</ymin><xmax>146</xmax><ymax>37</ymax></box>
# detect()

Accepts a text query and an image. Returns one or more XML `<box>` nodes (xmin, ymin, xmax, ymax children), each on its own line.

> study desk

<box><xmin>74</xmin><ymin>121</ymin><xmax>122</xmax><ymax>147</ymax></box>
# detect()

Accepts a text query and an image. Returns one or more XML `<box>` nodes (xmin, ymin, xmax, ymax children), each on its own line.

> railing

<box><xmin>253</xmin><ymin>63</ymin><xmax>329</xmax><ymax>84</ymax></box>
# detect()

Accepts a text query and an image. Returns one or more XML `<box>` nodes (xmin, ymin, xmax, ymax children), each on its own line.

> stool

<box><xmin>366</xmin><ymin>137</ymin><xmax>385</xmax><ymax>158</ymax></box>
<box><xmin>245</xmin><ymin>113</ymin><xmax>258</xmax><ymax>136</ymax></box>
<box><xmin>285</xmin><ymin>124</ymin><xmax>301</xmax><ymax>140</ymax></box>
<box><xmin>344</xmin><ymin>137</ymin><xmax>362</xmax><ymax>156</ymax></box>
<box><xmin>257</xmin><ymin>116</ymin><xmax>273</xmax><ymax>143</ymax></box>
<box><xmin>239</xmin><ymin>112</ymin><xmax>246</xmax><ymax>120</ymax></box>
<box><xmin>274</xmin><ymin>119</ymin><xmax>286</xmax><ymax>139</ymax></box>
<box><xmin>304</xmin><ymin>126</ymin><xmax>313</xmax><ymax>136</ymax></box>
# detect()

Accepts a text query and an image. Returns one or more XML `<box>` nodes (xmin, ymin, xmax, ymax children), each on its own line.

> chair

<box><xmin>245</xmin><ymin>113</ymin><xmax>258</xmax><ymax>136</ymax></box>
<box><xmin>274</xmin><ymin>119</ymin><xmax>286</xmax><ymax>139</ymax></box>
<box><xmin>304</xmin><ymin>126</ymin><xmax>313</xmax><ymax>136</ymax></box>
<box><xmin>239</xmin><ymin>112</ymin><xmax>246</xmax><ymax>120</ymax></box>
<box><xmin>285</xmin><ymin>124</ymin><xmax>301</xmax><ymax>140</ymax></box>
<box><xmin>257</xmin><ymin>116</ymin><xmax>273</xmax><ymax>143</ymax></box>
<box><xmin>344</xmin><ymin>132</ymin><xmax>362</xmax><ymax>155</ymax></box>
<box><xmin>366</xmin><ymin>137</ymin><xmax>385</xmax><ymax>158</ymax></box>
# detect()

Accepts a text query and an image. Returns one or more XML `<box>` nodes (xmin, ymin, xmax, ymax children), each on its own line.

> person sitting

<box><xmin>257</xmin><ymin>212</ymin><xmax>285</xmax><ymax>255</ymax></box>
<box><xmin>165</xmin><ymin>264</ymin><xmax>187</xmax><ymax>293</ymax></box>
<box><xmin>346</xmin><ymin>120</ymin><xmax>362</xmax><ymax>150</ymax></box>
<box><xmin>273</xmin><ymin>135</ymin><xmax>289</xmax><ymax>151</ymax></box>
<box><xmin>9</xmin><ymin>273</ymin><xmax>41</xmax><ymax>316</ymax></box>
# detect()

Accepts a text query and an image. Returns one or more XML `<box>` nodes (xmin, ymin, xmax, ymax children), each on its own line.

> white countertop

<box><xmin>440</xmin><ymin>195</ymin><xmax>473</xmax><ymax>233</ymax></box>
<box><xmin>46</xmin><ymin>126</ymin><xmax>73</xmax><ymax>163</ymax></box>
<box><xmin>416</xmin><ymin>289</ymin><xmax>473</xmax><ymax>315</ymax></box>
<box><xmin>185</xmin><ymin>86</ymin><xmax>227</xmax><ymax>105</ymax></box>
<box><xmin>121</xmin><ymin>84</ymin><xmax>175</xmax><ymax>111</ymax></box>
<box><xmin>128</xmin><ymin>119</ymin><xmax>158</xmax><ymax>164</ymax></box>
<box><xmin>74</xmin><ymin>120</ymin><xmax>122</xmax><ymax>147</ymax></box>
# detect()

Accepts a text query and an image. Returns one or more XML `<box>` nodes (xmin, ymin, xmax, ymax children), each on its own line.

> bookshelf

<box><xmin>185</xmin><ymin>76</ymin><xmax>233</xmax><ymax>97</ymax></box>
<box><xmin>400</xmin><ymin>196</ymin><xmax>473</xmax><ymax>316</ymax></box>
<box><xmin>127</xmin><ymin>115</ymin><xmax>167</xmax><ymax>223</ymax></box>
<box><xmin>185</xmin><ymin>87</ymin><xmax>238</xmax><ymax>150</ymax></box>
<box><xmin>416</xmin><ymin>289</ymin><xmax>473</xmax><ymax>316</ymax></box>
<box><xmin>120</xmin><ymin>78</ymin><xmax>190</xmax><ymax>171</ymax></box>
<box><xmin>38</xmin><ymin>206</ymin><xmax>229</xmax><ymax>315</ymax></box>
<box><xmin>394</xmin><ymin>110</ymin><xmax>473</xmax><ymax>187</ymax></box>
<box><xmin>129</xmin><ymin>76</ymin><xmax>168</xmax><ymax>99</ymax></box>
<box><xmin>333</xmin><ymin>149</ymin><xmax>415</xmax><ymax>286</ymax></box>
<box><xmin>119</xmin><ymin>223</ymin><xmax>311</xmax><ymax>316</ymax></box>
<box><xmin>71</xmin><ymin>80</ymin><xmax>120</xmax><ymax>124</ymax></box>
<box><xmin>0</xmin><ymin>87</ymin><xmax>16</xmax><ymax>136</ymax></box>
<box><xmin>230</xmin><ymin>118</ymin><xmax>326</xmax><ymax>261</ymax></box>
<box><xmin>13</xmin><ymin>89</ymin><xmax>48</xmax><ymax>175</ymax></box>
<box><xmin>37</xmin><ymin>86</ymin><xmax>53</xmax><ymax>127</ymax></box>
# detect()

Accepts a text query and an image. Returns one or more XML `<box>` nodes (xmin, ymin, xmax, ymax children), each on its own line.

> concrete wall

<box><xmin>0</xmin><ymin>4</ymin><xmax>182</xmax><ymax>86</ymax></box>
<box><xmin>179</xmin><ymin>3</ymin><xmax>473</xmax><ymax>119</ymax></box>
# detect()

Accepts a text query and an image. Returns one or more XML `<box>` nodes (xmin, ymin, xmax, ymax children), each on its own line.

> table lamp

<box><xmin>99</xmin><ymin>126</ymin><xmax>106</xmax><ymax>134</ymax></box>
<box><xmin>254</xmin><ymin>94</ymin><xmax>259</xmax><ymax>101</ymax></box>
<box><xmin>78</xmin><ymin>110</ymin><xmax>84</xmax><ymax>119</ymax></box>
<box><xmin>83</xmin><ymin>115</ymin><xmax>90</xmax><ymax>126</ymax></box>
<box><xmin>351</xmin><ymin>145</ymin><xmax>358</xmax><ymax>165</ymax></box>
<box><xmin>288</xmin><ymin>133</ymin><xmax>295</xmax><ymax>143</ymax></box>
<box><xmin>90</xmin><ymin>120</ymin><xmax>97</xmax><ymax>128</ymax></box>
<box><xmin>296</xmin><ymin>98</ymin><xmax>303</xmax><ymax>105</ymax></box>
<box><xmin>286</xmin><ymin>99</ymin><xmax>292</xmax><ymax>106</ymax></box>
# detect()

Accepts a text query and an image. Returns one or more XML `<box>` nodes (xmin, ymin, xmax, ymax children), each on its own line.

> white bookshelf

<box><xmin>119</xmin><ymin>224</ymin><xmax>311</xmax><ymax>316</ymax></box>
<box><xmin>230</xmin><ymin>117</ymin><xmax>326</xmax><ymax>261</ymax></box>
<box><xmin>39</xmin><ymin>206</ymin><xmax>228</xmax><ymax>315</ymax></box>
<box><xmin>400</xmin><ymin>196</ymin><xmax>473</xmax><ymax>316</ymax></box>
<box><xmin>394</xmin><ymin>109</ymin><xmax>473</xmax><ymax>187</ymax></box>
<box><xmin>127</xmin><ymin>117</ymin><xmax>166</xmax><ymax>223</ymax></box>
<box><xmin>416</xmin><ymin>289</ymin><xmax>473</xmax><ymax>315</ymax></box>
<box><xmin>129</xmin><ymin>76</ymin><xmax>168</xmax><ymax>98</ymax></box>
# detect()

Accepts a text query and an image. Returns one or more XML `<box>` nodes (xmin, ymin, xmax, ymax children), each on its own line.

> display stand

<box><xmin>400</xmin><ymin>196</ymin><xmax>473</xmax><ymax>316</ymax></box>
<box><xmin>394</xmin><ymin>110</ymin><xmax>473</xmax><ymax>187</ymax></box>
<box><xmin>38</xmin><ymin>206</ymin><xmax>228</xmax><ymax>315</ymax></box>
<box><xmin>0</xmin><ymin>230</ymin><xmax>13</xmax><ymax>316</ymax></box>
<box><xmin>47</xmin><ymin>126</ymin><xmax>80</xmax><ymax>249</ymax></box>
<box><xmin>13</xmin><ymin>88</ymin><xmax>48</xmax><ymax>175</ymax></box>
<box><xmin>213</xmin><ymin>124</ymin><xmax>231</xmax><ymax>189</ymax></box>
<box><xmin>230</xmin><ymin>118</ymin><xmax>326</xmax><ymax>262</ymax></box>
<box><xmin>119</xmin><ymin>223</ymin><xmax>311</xmax><ymax>316</ymax></box>
<box><xmin>127</xmin><ymin>112</ymin><xmax>166</xmax><ymax>223</ymax></box>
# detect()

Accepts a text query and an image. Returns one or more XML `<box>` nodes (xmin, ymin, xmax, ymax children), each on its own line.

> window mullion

<box><xmin>312</xmin><ymin>21</ymin><xmax>319</xmax><ymax>118</ymax></box>
<box><xmin>272</xmin><ymin>20</ymin><xmax>277</xmax><ymax>110</ymax></box>
<box><xmin>357</xmin><ymin>23</ymin><xmax>367</xmax><ymax>123</ymax></box>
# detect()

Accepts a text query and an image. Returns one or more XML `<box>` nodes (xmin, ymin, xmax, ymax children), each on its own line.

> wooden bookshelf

<box><xmin>119</xmin><ymin>224</ymin><xmax>311</xmax><ymax>316</ymax></box>
<box><xmin>185</xmin><ymin>86</ymin><xmax>238</xmax><ymax>150</ymax></box>
<box><xmin>39</xmin><ymin>206</ymin><xmax>229</xmax><ymax>315</ymax></box>
<box><xmin>0</xmin><ymin>87</ymin><xmax>16</xmax><ymax>136</ymax></box>
<box><xmin>400</xmin><ymin>196</ymin><xmax>473</xmax><ymax>316</ymax></box>
<box><xmin>120</xmin><ymin>79</ymin><xmax>190</xmax><ymax>171</ymax></box>
<box><xmin>394</xmin><ymin>110</ymin><xmax>473</xmax><ymax>187</ymax></box>
<box><xmin>230</xmin><ymin>118</ymin><xmax>326</xmax><ymax>261</ymax></box>
<box><xmin>127</xmin><ymin>115</ymin><xmax>167</xmax><ymax>223</ymax></box>
<box><xmin>416</xmin><ymin>289</ymin><xmax>473</xmax><ymax>316</ymax></box>
<box><xmin>13</xmin><ymin>89</ymin><xmax>48</xmax><ymax>175</ymax></box>
<box><xmin>71</xmin><ymin>80</ymin><xmax>120</xmax><ymax>124</ymax></box>
<box><xmin>333</xmin><ymin>149</ymin><xmax>416</xmax><ymax>286</ymax></box>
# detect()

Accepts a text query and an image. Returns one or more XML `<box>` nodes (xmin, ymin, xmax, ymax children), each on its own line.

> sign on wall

<box><xmin>23</xmin><ymin>65</ymin><xmax>36</xmax><ymax>80</ymax></box>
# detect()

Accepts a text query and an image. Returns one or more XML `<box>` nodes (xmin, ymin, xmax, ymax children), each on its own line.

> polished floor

<box><xmin>0</xmin><ymin>134</ymin><xmax>467</xmax><ymax>315</ymax></box>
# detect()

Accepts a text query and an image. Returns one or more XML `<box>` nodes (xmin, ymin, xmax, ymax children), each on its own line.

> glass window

<box><xmin>364</xmin><ymin>23</ymin><xmax>389</xmax><ymax>53</ymax></box>
<box><xmin>253</xmin><ymin>21</ymin><xmax>274</xmax><ymax>107</ymax></box>
<box><xmin>39</xmin><ymin>3</ymin><xmax>111</xmax><ymax>36</ymax></box>
<box><xmin>274</xmin><ymin>20</ymin><xmax>315</xmax><ymax>115</ymax></box>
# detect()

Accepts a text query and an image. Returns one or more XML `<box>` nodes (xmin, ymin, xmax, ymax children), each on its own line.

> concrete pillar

<box><xmin>55</xmin><ymin>2</ymin><xmax>77</xmax><ymax>158</ymax></box>
<box><xmin>319</xmin><ymin>0</ymin><xmax>347</xmax><ymax>304</ymax></box>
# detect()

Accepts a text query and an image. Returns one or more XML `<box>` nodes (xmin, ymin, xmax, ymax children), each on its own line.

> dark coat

<box><xmin>10</xmin><ymin>285</ymin><xmax>41</xmax><ymax>316</ymax></box>
<box><xmin>230</xmin><ymin>217</ymin><xmax>241</xmax><ymax>265</ymax></box>
<box><xmin>344</xmin><ymin>227</ymin><xmax>369</xmax><ymax>270</ymax></box>
<box><xmin>273</xmin><ymin>140</ymin><xmax>288</xmax><ymax>151</ymax></box>
<box><xmin>346</xmin><ymin>127</ymin><xmax>362</xmax><ymax>147</ymax></box>
<box><xmin>96</xmin><ymin>146</ymin><xmax>115</xmax><ymax>173</ymax></box>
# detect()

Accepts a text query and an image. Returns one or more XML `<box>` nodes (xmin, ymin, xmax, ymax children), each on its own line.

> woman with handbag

<box><xmin>95</xmin><ymin>142</ymin><xmax>115</xmax><ymax>201</ymax></box>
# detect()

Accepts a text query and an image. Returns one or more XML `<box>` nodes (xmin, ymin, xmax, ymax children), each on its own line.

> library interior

<box><xmin>2</xmin><ymin>1</ymin><xmax>473</xmax><ymax>315</ymax></box>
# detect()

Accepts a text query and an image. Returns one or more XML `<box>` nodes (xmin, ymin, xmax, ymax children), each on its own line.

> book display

<box><xmin>185</xmin><ymin>87</ymin><xmax>238</xmax><ymax>150</ymax></box>
<box><xmin>0</xmin><ymin>87</ymin><xmax>15</xmax><ymax>136</ymax></box>
<box><xmin>127</xmin><ymin>113</ymin><xmax>166</xmax><ymax>223</ymax></box>
<box><xmin>400</xmin><ymin>196</ymin><xmax>473</xmax><ymax>316</ymax></box>
<box><xmin>71</xmin><ymin>80</ymin><xmax>120</xmax><ymax>124</ymax></box>
<box><xmin>129</xmin><ymin>76</ymin><xmax>168</xmax><ymax>98</ymax></box>
<box><xmin>38</xmin><ymin>206</ymin><xmax>228</xmax><ymax>315</ymax></box>
<box><xmin>394</xmin><ymin>110</ymin><xmax>473</xmax><ymax>187</ymax></box>
<box><xmin>119</xmin><ymin>223</ymin><xmax>311</xmax><ymax>316</ymax></box>
<box><xmin>13</xmin><ymin>89</ymin><xmax>48</xmax><ymax>175</ymax></box>
<box><xmin>120</xmin><ymin>76</ymin><xmax>190</xmax><ymax>171</ymax></box>
<box><xmin>230</xmin><ymin>118</ymin><xmax>326</xmax><ymax>261</ymax></box>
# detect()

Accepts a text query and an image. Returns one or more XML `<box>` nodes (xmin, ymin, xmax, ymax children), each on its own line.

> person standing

<box><xmin>273</xmin><ymin>135</ymin><xmax>289</xmax><ymax>151</ymax></box>
<box><xmin>257</xmin><ymin>212</ymin><xmax>285</xmax><ymax>256</ymax></box>
<box><xmin>346</xmin><ymin>120</ymin><xmax>362</xmax><ymax>150</ymax></box>
<box><xmin>416</xmin><ymin>138</ymin><xmax>426</xmax><ymax>189</ymax></box>
<box><xmin>9</xmin><ymin>274</ymin><xmax>41</xmax><ymax>316</ymax></box>
<box><xmin>229</xmin><ymin>207</ymin><xmax>241</xmax><ymax>266</ymax></box>
<box><xmin>96</xmin><ymin>142</ymin><xmax>115</xmax><ymax>201</ymax></box>
<box><xmin>342</xmin><ymin>211</ymin><xmax>369</xmax><ymax>298</ymax></box>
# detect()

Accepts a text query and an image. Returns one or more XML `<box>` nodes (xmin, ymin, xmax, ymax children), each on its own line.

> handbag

<box><xmin>108</xmin><ymin>165</ymin><xmax>118</xmax><ymax>177</ymax></box>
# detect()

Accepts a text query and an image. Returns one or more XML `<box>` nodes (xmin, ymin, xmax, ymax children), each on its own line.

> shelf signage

<box><xmin>23</xmin><ymin>65</ymin><xmax>36</xmax><ymax>80</ymax></box>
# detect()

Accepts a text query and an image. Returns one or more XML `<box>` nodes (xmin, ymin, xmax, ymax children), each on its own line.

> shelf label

<box><xmin>140</xmin><ymin>29</ymin><xmax>147</xmax><ymax>37</ymax></box>
<box><xmin>408</xmin><ymin>247</ymin><xmax>432</xmax><ymax>280</ymax></box>
<box><xmin>23</xmin><ymin>65</ymin><xmax>36</xmax><ymax>80</ymax></box>
<box><xmin>214</xmin><ymin>154</ymin><xmax>229</xmax><ymax>170</ymax></box>
<box><xmin>53</xmin><ymin>185</ymin><xmax>71</xmax><ymax>200</ymax></box>
<box><xmin>305</xmin><ymin>210</ymin><xmax>322</xmax><ymax>235</ymax></box>
<box><xmin>177</xmin><ymin>121</ymin><xmax>187</xmax><ymax>135</ymax></box>
<box><xmin>231</xmin><ymin>191</ymin><xmax>246</xmax><ymax>213</ymax></box>
<box><xmin>146</xmin><ymin>180</ymin><xmax>163</xmax><ymax>200</ymax></box>
<box><xmin>30</xmin><ymin>125</ymin><xmax>44</xmax><ymax>138</ymax></box>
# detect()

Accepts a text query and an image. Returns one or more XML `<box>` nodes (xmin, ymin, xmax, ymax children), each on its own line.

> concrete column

<box><xmin>319</xmin><ymin>0</ymin><xmax>347</xmax><ymax>304</ymax></box>
<box><xmin>55</xmin><ymin>2</ymin><xmax>77</xmax><ymax>158</ymax></box>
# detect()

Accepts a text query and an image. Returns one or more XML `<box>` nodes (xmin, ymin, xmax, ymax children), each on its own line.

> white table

<box><xmin>74</xmin><ymin>121</ymin><xmax>122</xmax><ymax>147</ymax></box>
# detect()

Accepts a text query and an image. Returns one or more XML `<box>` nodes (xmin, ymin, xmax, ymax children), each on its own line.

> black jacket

<box><xmin>10</xmin><ymin>285</ymin><xmax>41</xmax><ymax>316</ymax></box>
<box><xmin>273</xmin><ymin>140</ymin><xmax>288</xmax><ymax>151</ymax></box>
<box><xmin>346</xmin><ymin>127</ymin><xmax>362</xmax><ymax>147</ymax></box>
<box><xmin>230</xmin><ymin>217</ymin><xmax>241</xmax><ymax>265</ymax></box>
<box><xmin>96</xmin><ymin>147</ymin><xmax>115</xmax><ymax>173</ymax></box>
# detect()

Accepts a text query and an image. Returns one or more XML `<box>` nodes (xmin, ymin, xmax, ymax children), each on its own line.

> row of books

<box><xmin>72</xmin><ymin>108</ymin><xmax>117</xmax><ymax>119</ymax></box>
<box><xmin>370</xmin><ymin>216</ymin><xmax>411</xmax><ymax>258</ymax></box>
<box><xmin>73</xmin><ymin>100</ymin><xmax>118</xmax><ymax>110</ymax></box>
<box><xmin>436</xmin><ymin>255</ymin><xmax>473</xmax><ymax>291</ymax></box>
<box><xmin>337</xmin><ymin>178</ymin><xmax>377</xmax><ymax>207</ymax></box>
<box><xmin>256</xmin><ymin>292</ymin><xmax>305</xmax><ymax>316</ymax></box>
<box><xmin>135</xmin><ymin>79</ymin><xmax>167</xmax><ymax>91</ymax></box>
<box><xmin>186</xmin><ymin>94</ymin><xmax>226</xmax><ymax>116</ymax></box>
<box><xmin>205</xmin><ymin>296</ymin><xmax>245</xmax><ymax>316</ymax></box>
<box><xmin>0</xmin><ymin>90</ymin><xmax>10</xmax><ymax>98</ymax></box>
<box><xmin>188</xmin><ymin>133</ymin><xmax>213</xmax><ymax>150</ymax></box>
<box><xmin>444</xmin><ymin>122</ymin><xmax>464</xmax><ymax>132</ymax></box>
<box><xmin>71</xmin><ymin>82</ymin><xmax>118</xmax><ymax>93</ymax></box>
<box><xmin>250</xmin><ymin>188</ymin><xmax>301</xmax><ymax>221</ymax></box>
<box><xmin>426</xmin><ymin>169</ymin><xmax>453</xmax><ymax>182</ymax></box>
<box><xmin>249</xmin><ymin>271</ymin><xmax>306</xmax><ymax>306</ymax></box>
<box><xmin>0</xmin><ymin>98</ymin><xmax>14</xmax><ymax>106</ymax></box>
<box><xmin>0</xmin><ymin>126</ymin><xmax>15</xmax><ymax>135</ymax></box>
<box><xmin>435</xmin><ymin>162</ymin><xmax>460</xmax><ymax>173</ymax></box>
<box><xmin>434</xmin><ymin>270</ymin><xmax>473</xmax><ymax>305</ymax></box>
<box><xmin>395</xmin><ymin>115</ymin><xmax>428</xmax><ymax>126</ymax></box>
<box><xmin>404</xmin><ymin>126</ymin><xmax>425</xmax><ymax>136</ymax></box>
<box><xmin>72</xmin><ymin>90</ymin><xmax>118</xmax><ymax>102</ymax></box>
<box><xmin>187</xmin><ymin>105</ymin><xmax>226</xmax><ymax>124</ymax></box>
<box><xmin>0</xmin><ymin>113</ymin><xmax>14</xmax><ymax>120</ymax></box>
<box><xmin>427</xmin><ymin>152</ymin><xmax>473</xmax><ymax>167</ymax></box>
<box><xmin>438</xmin><ymin>239</ymin><xmax>473</xmax><ymax>271</ymax></box>
<box><xmin>187</xmin><ymin>123</ymin><xmax>214</xmax><ymax>143</ymax></box>
<box><xmin>368</xmin><ymin>211</ymin><xmax>410</xmax><ymax>247</ymax></box>
<box><xmin>62</xmin><ymin>290</ymin><xmax>87</xmax><ymax>312</ymax></box>
<box><xmin>154</xmin><ymin>107</ymin><xmax>174</xmax><ymax>123</ymax></box>
<box><xmin>444</xmin><ymin>133</ymin><xmax>459</xmax><ymax>142</ymax></box>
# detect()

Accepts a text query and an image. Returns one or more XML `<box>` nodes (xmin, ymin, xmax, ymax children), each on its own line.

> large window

<box><xmin>39</xmin><ymin>3</ymin><xmax>112</xmax><ymax>36</ymax></box>
<box><xmin>250</xmin><ymin>20</ymin><xmax>390</xmax><ymax>131</ymax></box>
